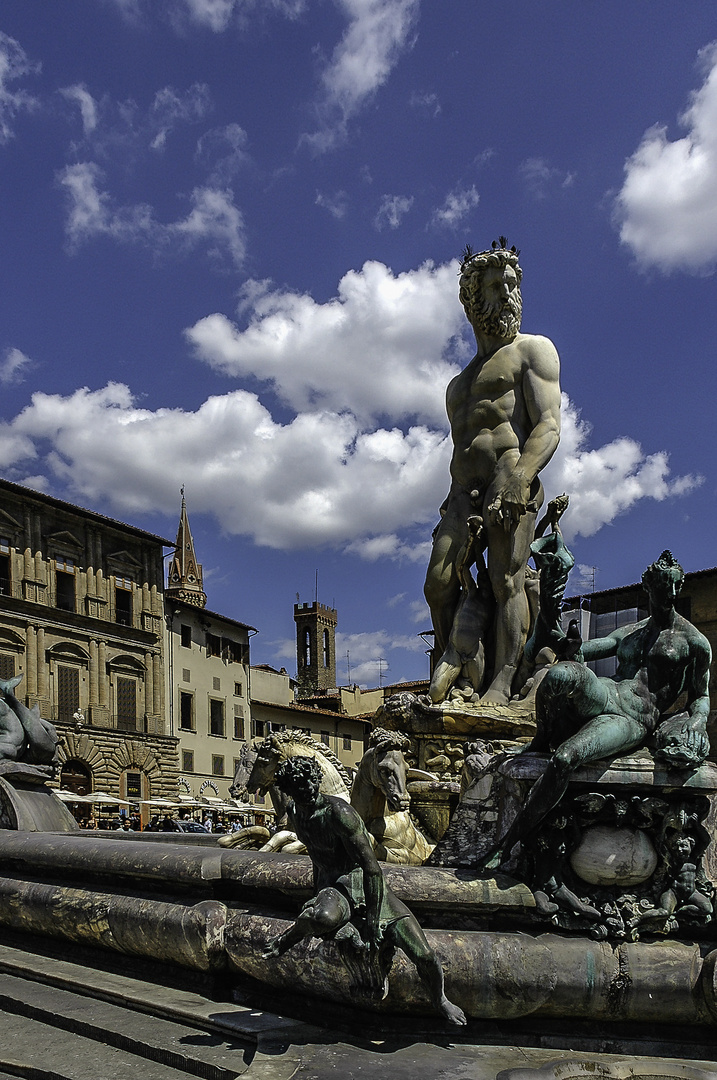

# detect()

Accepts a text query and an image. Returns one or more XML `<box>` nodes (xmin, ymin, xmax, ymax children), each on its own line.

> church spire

<box><xmin>166</xmin><ymin>487</ymin><xmax>207</xmax><ymax>608</ymax></box>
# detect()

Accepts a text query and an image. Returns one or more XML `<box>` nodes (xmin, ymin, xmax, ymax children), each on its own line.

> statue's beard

<box><xmin>471</xmin><ymin>289</ymin><xmax>522</xmax><ymax>339</ymax></box>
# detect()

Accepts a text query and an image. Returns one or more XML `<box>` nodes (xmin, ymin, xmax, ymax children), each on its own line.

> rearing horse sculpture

<box><xmin>350</xmin><ymin>728</ymin><xmax>435</xmax><ymax>866</ymax></box>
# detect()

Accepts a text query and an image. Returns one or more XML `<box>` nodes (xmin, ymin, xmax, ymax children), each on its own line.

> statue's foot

<box><xmin>554</xmin><ymin>886</ymin><xmax>600</xmax><ymax>920</ymax></box>
<box><xmin>533</xmin><ymin>890</ymin><xmax>559</xmax><ymax>916</ymax></box>
<box><xmin>480</xmin><ymin>690</ymin><xmax>511</xmax><ymax>706</ymax></box>
<box><xmin>440</xmin><ymin>997</ymin><xmax>467</xmax><ymax>1026</ymax></box>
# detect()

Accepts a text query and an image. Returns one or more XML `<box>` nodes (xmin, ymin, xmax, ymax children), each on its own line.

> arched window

<box><xmin>323</xmin><ymin>628</ymin><xmax>330</xmax><ymax>668</ymax></box>
<box><xmin>303</xmin><ymin>628</ymin><xmax>311</xmax><ymax>667</ymax></box>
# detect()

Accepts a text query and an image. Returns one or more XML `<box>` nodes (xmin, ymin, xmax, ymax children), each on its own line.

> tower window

<box><xmin>303</xmin><ymin>628</ymin><xmax>311</xmax><ymax>667</ymax></box>
<box><xmin>323</xmin><ymin>628</ymin><xmax>330</xmax><ymax>668</ymax></box>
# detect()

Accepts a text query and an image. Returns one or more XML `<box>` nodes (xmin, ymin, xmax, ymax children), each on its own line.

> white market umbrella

<box><xmin>85</xmin><ymin>792</ymin><xmax>130</xmax><ymax>805</ymax></box>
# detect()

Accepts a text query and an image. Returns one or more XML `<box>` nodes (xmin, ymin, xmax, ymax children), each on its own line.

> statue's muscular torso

<box><xmin>446</xmin><ymin>333</ymin><xmax>553</xmax><ymax>492</ymax></box>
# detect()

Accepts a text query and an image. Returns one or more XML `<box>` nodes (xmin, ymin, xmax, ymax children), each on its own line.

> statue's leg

<box><xmin>262</xmin><ymin>887</ymin><xmax>351</xmax><ymax>958</ymax></box>
<box><xmin>497</xmin><ymin>699</ymin><xmax>646</xmax><ymax>864</ymax></box>
<box><xmin>481</xmin><ymin>493</ymin><xmax>539</xmax><ymax>704</ymax></box>
<box><xmin>424</xmin><ymin>493</ymin><xmax>470</xmax><ymax>657</ymax></box>
<box><xmin>391</xmin><ymin>913</ymin><xmax>466</xmax><ymax>1025</ymax></box>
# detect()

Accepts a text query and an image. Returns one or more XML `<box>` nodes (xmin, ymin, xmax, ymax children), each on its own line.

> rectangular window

<box><xmin>223</xmin><ymin>639</ymin><xmax>240</xmax><ymax>663</ymax></box>
<box><xmin>115</xmin><ymin>584</ymin><xmax>132</xmax><ymax>626</ymax></box>
<box><xmin>182</xmin><ymin>668</ymin><xmax>191</xmax><ymax>682</ymax></box>
<box><xmin>206</xmin><ymin>633</ymin><xmax>221</xmax><ymax>657</ymax></box>
<box><xmin>251</xmin><ymin>718</ymin><xmax>266</xmax><ymax>739</ymax></box>
<box><xmin>57</xmin><ymin>665</ymin><xmax>79</xmax><ymax>722</ymax></box>
<box><xmin>0</xmin><ymin>654</ymin><xmax>14</xmax><ymax>681</ymax></box>
<box><xmin>126</xmin><ymin>771</ymin><xmax>142</xmax><ymax>801</ymax></box>
<box><xmin>179</xmin><ymin>691</ymin><xmax>194</xmax><ymax>731</ymax></box>
<box><xmin>56</xmin><ymin>568</ymin><xmax>75</xmax><ymax>612</ymax></box>
<box><xmin>0</xmin><ymin>551</ymin><xmax>10</xmax><ymax>596</ymax></box>
<box><xmin>182</xmin><ymin>750</ymin><xmax>194</xmax><ymax>773</ymax></box>
<box><xmin>233</xmin><ymin>715</ymin><xmax>243</xmax><ymax>739</ymax></box>
<box><xmin>342</xmin><ymin>734</ymin><xmax>352</xmax><ymax>751</ymax></box>
<box><xmin>321</xmin><ymin>730</ymin><xmax>330</xmax><ymax>745</ymax></box>
<box><xmin>234</xmin><ymin>682</ymin><xmax>242</xmax><ymax>697</ymax></box>
<box><xmin>116</xmin><ymin>677</ymin><xmax>137</xmax><ymax>732</ymax></box>
<box><xmin>212</xmin><ymin>676</ymin><xmax>221</xmax><ymax>692</ymax></box>
<box><xmin>209</xmin><ymin>698</ymin><xmax>225</xmax><ymax>736</ymax></box>
<box><xmin>180</xmin><ymin>624</ymin><xmax>192</xmax><ymax>648</ymax></box>
<box><xmin>212</xmin><ymin>755</ymin><xmax>225</xmax><ymax>776</ymax></box>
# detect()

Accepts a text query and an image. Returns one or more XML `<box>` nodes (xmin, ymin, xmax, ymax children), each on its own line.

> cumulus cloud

<box><xmin>0</xmin><ymin>348</ymin><xmax>33</xmax><ymax>385</ymax></box>
<box><xmin>0</xmin><ymin>383</ymin><xmax>450</xmax><ymax>550</ymax></box>
<box><xmin>0</xmin><ymin>262</ymin><xmax>699</xmax><ymax>559</ymax></box>
<box><xmin>374</xmin><ymin>193</ymin><xmax>413</xmax><ymax>230</ymax></box>
<box><xmin>304</xmin><ymin>0</ymin><xmax>420</xmax><ymax>151</ymax></box>
<box><xmin>58</xmin><ymin>163</ymin><xmax>246</xmax><ymax>266</ymax></box>
<box><xmin>0</xmin><ymin>31</ymin><xmax>40</xmax><ymax>143</ymax></box>
<box><xmin>615</xmin><ymin>41</ymin><xmax>717</xmax><ymax>273</ymax></box>
<box><xmin>429</xmin><ymin>184</ymin><xmax>480</xmax><ymax>229</ymax></box>
<box><xmin>186</xmin><ymin>259</ymin><xmax>468</xmax><ymax>425</ymax></box>
<box><xmin>542</xmin><ymin>395</ymin><xmax>703</xmax><ymax>539</ymax></box>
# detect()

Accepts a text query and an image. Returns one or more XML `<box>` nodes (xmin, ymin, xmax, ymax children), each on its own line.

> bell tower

<box><xmin>293</xmin><ymin>600</ymin><xmax>337</xmax><ymax>698</ymax></box>
<box><xmin>166</xmin><ymin>489</ymin><xmax>207</xmax><ymax>609</ymax></box>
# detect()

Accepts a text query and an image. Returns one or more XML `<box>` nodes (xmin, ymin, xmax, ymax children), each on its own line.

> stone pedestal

<box><xmin>0</xmin><ymin>762</ymin><xmax>78</xmax><ymax>832</ymax></box>
<box><xmin>491</xmin><ymin>751</ymin><xmax>717</xmax><ymax>940</ymax></box>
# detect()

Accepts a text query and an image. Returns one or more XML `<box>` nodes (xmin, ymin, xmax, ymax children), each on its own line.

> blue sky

<box><xmin>0</xmin><ymin>1</ymin><xmax>716</xmax><ymax>687</ymax></box>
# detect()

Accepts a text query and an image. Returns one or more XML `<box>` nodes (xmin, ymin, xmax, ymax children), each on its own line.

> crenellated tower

<box><xmin>294</xmin><ymin>600</ymin><xmax>337</xmax><ymax>698</ymax></box>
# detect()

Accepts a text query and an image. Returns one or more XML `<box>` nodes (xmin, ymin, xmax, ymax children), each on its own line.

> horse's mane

<box><xmin>368</xmin><ymin>726</ymin><xmax>410</xmax><ymax>754</ymax></box>
<box><xmin>266</xmin><ymin>729</ymin><xmax>353</xmax><ymax>789</ymax></box>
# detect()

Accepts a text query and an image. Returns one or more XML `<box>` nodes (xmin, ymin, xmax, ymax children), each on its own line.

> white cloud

<box><xmin>335</xmin><ymin>628</ymin><xmax>425</xmax><ymax>686</ymax></box>
<box><xmin>615</xmin><ymin>41</ymin><xmax>717</xmax><ymax>273</ymax></box>
<box><xmin>1</xmin><ymin>383</ymin><xmax>450</xmax><ymax>550</ymax></box>
<box><xmin>542</xmin><ymin>395</ymin><xmax>703</xmax><ymax>539</ymax></box>
<box><xmin>304</xmin><ymin>0</ymin><xmax>420</xmax><ymax>151</ymax></box>
<box><xmin>374</xmin><ymin>193</ymin><xmax>413</xmax><ymax>230</ymax></box>
<box><xmin>62</xmin><ymin>83</ymin><xmax>211</xmax><ymax>157</ymax></box>
<box><xmin>0</xmin><ymin>348</ymin><xmax>32</xmax><ymax>385</ymax></box>
<box><xmin>519</xmin><ymin>157</ymin><xmax>576</xmax><ymax>199</ymax></box>
<box><xmin>0</xmin><ymin>265</ymin><xmax>699</xmax><ymax>561</ymax></box>
<box><xmin>106</xmin><ymin>0</ymin><xmax>306</xmax><ymax>31</ymax></box>
<box><xmin>315</xmin><ymin>189</ymin><xmax>349</xmax><ymax>219</ymax></box>
<box><xmin>186</xmin><ymin>259</ymin><xmax>468</xmax><ymax>425</ymax></box>
<box><xmin>58</xmin><ymin>163</ymin><xmax>246</xmax><ymax>266</ymax></box>
<box><xmin>196</xmin><ymin>123</ymin><xmax>249</xmax><ymax>184</ymax></box>
<box><xmin>346</xmin><ymin>533</ymin><xmax>430</xmax><ymax>563</ymax></box>
<box><xmin>148</xmin><ymin>83</ymin><xmax>211</xmax><ymax>149</ymax></box>
<box><xmin>410</xmin><ymin>91</ymin><xmax>440</xmax><ymax>118</ymax></box>
<box><xmin>0</xmin><ymin>31</ymin><xmax>40</xmax><ymax>143</ymax></box>
<box><xmin>60</xmin><ymin>84</ymin><xmax>99</xmax><ymax>135</ymax></box>
<box><xmin>429</xmin><ymin>184</ymin><xmax>480</xmax><ymax>229</ymax></box>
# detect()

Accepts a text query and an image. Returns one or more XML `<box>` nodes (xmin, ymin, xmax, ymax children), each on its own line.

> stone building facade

<box><xmin>0</xmin><ymin>478</ymin><xmax>177</xmax><ymax>816</ymax></box>
<box><xmin>164</xmin><ymin>494</ymin><xmax>255</xmax><ymax>803</ymax></box>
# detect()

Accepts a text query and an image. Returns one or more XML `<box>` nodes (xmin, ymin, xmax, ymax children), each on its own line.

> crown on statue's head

<box><xmin>460</xmin><ymin>237</ymin><xmax>521</xmax><ymax>275</ymax></box>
